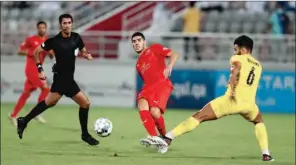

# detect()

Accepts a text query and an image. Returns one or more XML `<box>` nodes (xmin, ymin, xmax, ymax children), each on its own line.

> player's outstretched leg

<box><xmin>10</xmin><ymin>90</ymin><xmax>32</xmax><ymax>126</ymax></box>
<box><xmin>150</xmin><ymin>107</ymin><xmax>166</xmax><ymax>136</ymax></box>
<box><xmin>17</xmin><ymin>92</ymin><xmax>61</xmax><ymax>139</ymax></box>
<box><xmin>149</xmin><ymin>102</ymin><xmax>218</xmax><ymax>153</ymax></box>
<box><xmin>241</xmin><ymin>112</ymin><xmax>274</xmax><ymax>161</ymax></box>
<box><xmin>34</xmin><ymin>87</ymin><xmax>50</xmax><ymax>123</ymax></box>
<box><xmin>72</xmin><ymin>92</ymin><xmax>99</xmax><ymax>146</ymax></box>
<box><xmin>138</xmin><ymin>99</ymin><xmax>158</xmax><ymax>136</ymax></box>
<box><xmin>137</xmin><ymin>98</ymin><xmax>158</xmax><ymax>147</ymax></box>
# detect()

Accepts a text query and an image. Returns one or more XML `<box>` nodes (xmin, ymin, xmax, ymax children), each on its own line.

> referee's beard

<box><xmin>63</xmin><ymin>30</ymin><xmax>71</xmax><ymax>35</ymax></box>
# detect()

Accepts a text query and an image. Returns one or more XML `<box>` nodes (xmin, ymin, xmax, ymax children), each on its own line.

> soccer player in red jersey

<box><xmin>9</xmin><ymin>21</ymin><xmax>53</xmax><ymax>126</ymax></box>
<box><xmin>131</xmin><ymin>32</ymin><xmax>179</xmax><ymax>146</ymax></box>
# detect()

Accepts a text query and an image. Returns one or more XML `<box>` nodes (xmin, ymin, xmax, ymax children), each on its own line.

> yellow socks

<box><xmin>255</xmin><ymin>123</ymin><xmax>270</xmax><ymax>155</ymax></box>
<box><xmin>166</xmin><ymin>117</ymin><xmax>200</xmax><ymax>139</ymax></box>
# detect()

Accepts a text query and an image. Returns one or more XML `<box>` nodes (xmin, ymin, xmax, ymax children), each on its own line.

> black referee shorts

<box><xmin>50</xmin><ymin>74</ymin><xmax>81</xmax><ymax>98</ymax></box>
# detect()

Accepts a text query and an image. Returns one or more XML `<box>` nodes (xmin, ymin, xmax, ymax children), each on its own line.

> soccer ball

<box><xmin>94</xmin><ymin>118</ymin><xmax>113</xmax><ymax>137</ymax></box>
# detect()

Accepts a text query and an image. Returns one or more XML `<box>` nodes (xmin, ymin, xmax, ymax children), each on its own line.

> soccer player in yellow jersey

<box><xmin>147</xmin><ymin>35</ymin><xmax>274</xmax><ymax>161</ymax></box>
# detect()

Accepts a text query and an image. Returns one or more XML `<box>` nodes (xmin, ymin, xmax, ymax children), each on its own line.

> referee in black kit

<box><xmin>17</xmin><ymin>14</ymin><xmax>99</xmax><ymax>146</ymax></box>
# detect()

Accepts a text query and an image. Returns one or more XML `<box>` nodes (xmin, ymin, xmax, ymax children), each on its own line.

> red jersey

<box><xmin>136</xmin><ymin>43</ymin><xmax>173</xmax><ymax>87</ymax></box>
<box><xmin>20</xmin><ymin>35</ymin><xmax>48</xmax><ymax>74</ymax></box>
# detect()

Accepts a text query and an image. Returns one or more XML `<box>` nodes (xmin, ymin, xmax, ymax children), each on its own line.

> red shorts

<box><xmin>24</xmin><ymin>72</ymin><xmax>47</xmax><ymax>91</ymax></box>
<box><xmin>137</xmin><ymin>81</ymin><xmax>173</xmax><ymax>113</ymax></box>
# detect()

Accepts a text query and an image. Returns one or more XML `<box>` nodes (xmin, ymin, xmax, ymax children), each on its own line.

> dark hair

<box><xmin>131</xmin><ymin>32</ymin><xmax>145</xmax><ymax>40</ymax></box>
<box><xmin>189</xmin><ymin>1</ymin><xmax>196</xmax><ymax>7</ymax></box>
<box><xmin>234</xmin><ymin>35</ymin><xmax>253</xmax><ymax>52</ymax></box>
<box><xmin>59</xmin><ymin>14</ymin><xmax>73</xmax><ymax>24</ymax></box>
<box><xmin>36</xmin><ymin>21</ymin><xmax>47</xmax><ymax>27</ymax></box>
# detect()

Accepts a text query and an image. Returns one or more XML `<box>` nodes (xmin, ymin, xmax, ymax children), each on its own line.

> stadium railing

<box><xmin>71</xmin><ymin>1</ymin><xmax>126</xmax><ymax>30</ymax></box>
<box><xmin>1</xmin><ymin>31</ymin><xmax>295</xmax><ymax>65</ymax></box>
<box><xmin>122</xmin><ymin>2</ymin><xmax>186</xmax><ymax>31</ymax></box>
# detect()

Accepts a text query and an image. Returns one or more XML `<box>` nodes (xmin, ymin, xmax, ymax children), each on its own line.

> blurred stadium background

<box><xmin>1</xmin><ymin>1</ymin><xmax>295</xmax><ymax>110</ymax></box>
<box><xmin>1</xmin><ymin>1</ymin><xmax>295</xmax><ymax>165</ymax></box>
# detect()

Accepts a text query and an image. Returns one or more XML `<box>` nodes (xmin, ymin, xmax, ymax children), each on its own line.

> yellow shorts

<box><xmin>210</xmin><ymin>95</ymin><xmax>259</xmax><ymax>121</ymax></box>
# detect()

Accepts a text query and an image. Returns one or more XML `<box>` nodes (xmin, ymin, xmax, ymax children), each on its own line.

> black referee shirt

<box><xmin>41</xmin><ymin>32</ymin><xmax>85</xmax><ymax>77</ymax></box>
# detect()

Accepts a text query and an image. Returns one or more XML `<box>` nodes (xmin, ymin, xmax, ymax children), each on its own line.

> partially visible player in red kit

<box><xmin>8</xmin><ymin>21</ymin><xmax>53</xmax><ymax>126</ymax></box>
<box><xmin>131</xmin><ymin>32</ymin><xmax>179</xmax><ymax>147</ymax></box>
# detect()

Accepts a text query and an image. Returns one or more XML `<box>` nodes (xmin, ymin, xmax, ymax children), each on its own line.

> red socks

<box><xmin>11</xmin><ymin>92</ymin><xmax>31</xmax><ymax>118</ymax></box>
<box><xmin>139</xmin><ymin>110</ymin><xmax>157</xmax><ymax>136</ymax></box>
<box><xmin>38</xmin><ymin>88</ymin><xmax>49</xmax><ymax>103</ymax></box>
<box><xmin>11</xmin><ymin>88</ymin><xmax>49</xmax><ymax>118</ymax></box>
<box><xmin>139</xmin><ymin>110</ymin><xmax>167</xmax><ymax>136</ymax></box>
<box><xmin>154</xmin><ymin>115</ymin><xmax>166</xmax><ymax>136</ymax></box>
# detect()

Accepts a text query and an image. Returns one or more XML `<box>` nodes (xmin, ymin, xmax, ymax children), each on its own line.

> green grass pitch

<box><xmin>1</xmin><ymin>103</ymin><xmax>295</xmax><ymax>165</ymax></box>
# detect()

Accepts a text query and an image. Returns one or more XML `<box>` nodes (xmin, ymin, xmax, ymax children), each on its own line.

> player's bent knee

<box><xmin>137</xmin><ymin>98</ymin><xmax>149</xmax><ymax>110</ymax></box>
<box><xmin>192</xmin><ymin>103</ymin><xmax>217</xmax><ymax>123</ymax></box>
<box><xmin>80</xmin><ymin>101</ymin><xmax>90</xmax><ymax>109</ymax></box>
<box><xmin>150</xmin><ymin>107</ymin><xmax>161</xmax><ymax>119</ymax></box>
<box><xmin>45</xmin><ymin>96</ymin><xmax>59</xmax><ymax>107</ymax></box>
<box><xmin>251</xmin><ymin>113</ymin><xmax>264</xmax><ymax>125</ymax></box>
<box><xmin>45</xmin><ymin>99</ymin><xmax>57</xmax><ymax>107</ymax></box>
<box><xmin>22</xmin><ymin>90</ymin><xmax>32</xmax><ymax>97</ymax></box>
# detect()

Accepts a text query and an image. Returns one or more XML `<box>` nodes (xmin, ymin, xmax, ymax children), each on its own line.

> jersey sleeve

<box><xmin>151</xmin><ymin>43</ymin><xmax>172</xmax><ymax>57</ymax></box>
<box><xmin>230</xmin><ymin>55</ymin><xmax>241</xmax><ymax>64</ymax></box>
<box><xmin>229</xmin><ymin>55</ymin><xmax>242</xmax><ymax>71</ymax></box>
<box><xmin>19</xmin><ymin>37</ymin><xmax>30</xmax><ymax>50</ymax></box>
<box><xmin>77</xmin><ymin>34</ymin><xmax>85</xmax><ymax>50</ymax></box>
<box><xmin>41</xmin><ymin>38</ymin><xmax>53</xmax><ymax>51</ymax></box>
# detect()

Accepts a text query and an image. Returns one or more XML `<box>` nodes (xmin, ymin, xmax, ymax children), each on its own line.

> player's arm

<box><xmin>18</xmin><ymin>38</ymin><xmax>29</xmax><ymax>56</ymax></box>
<box><xmin>80</xmin><ymin>47</ymin><xmax>92</xmax><ymax>60</ymax></box>
<box><xmin>18</xmin><ymin>48</ymin><xmax>27</xmax><ymax>56</ymax></box>
<box><xmin>152</xmin><ymin>43</ymin><xmax>180</xmax><ymax>78</ymax></box>
<box><xmin>47</xmin><ymin>50</ymin><xmax>55</xmax><ymax>60</ymax></box>
<box><xmin>229</xmin><ymin>60</ymin><xmax>241</xmax><ymax>97</ymax></box>
<box><xmin>34</xmin><ymin>46</ymin><xmax>45</xmax><ymax>64</ymax></box>
<box><xmin>78</xmin><ymin>34</ymin><xmax>92</xmax><ymax>60</ymax></box>
<box><xmin>167</xmin><ymin>50</ymin><xmax>180</xmax><ymax>67</ymax></box>
<box><xmin>152</xmin><ymin>43</ymin><xmax>180</xmax><ymax>66</ymax></box>
<box><xmin>33</xmin><ymin>38</ymin><xmax>53</xmax><ymax>79</ymax></box>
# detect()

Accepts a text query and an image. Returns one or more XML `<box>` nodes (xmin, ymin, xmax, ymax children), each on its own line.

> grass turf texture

<box><xmin>1</xmin><ymin>103</ymin><xmax>295</xmax><ymax>165</ymax></box>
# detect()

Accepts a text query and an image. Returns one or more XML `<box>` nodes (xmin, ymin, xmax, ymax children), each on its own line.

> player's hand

<box><xmin>164</xmin><ymin>64</ymin><xmax>173</xmax><ymax>79</ymax></box>
<box><xmin>38</xmin><ymin>71</ymin><xmax>46</xmax><ymax>81</ymax></box>
<box><xmin>84</xmin><ymin>53</ymin><xmax>93</xmax><ymax>60</ymax></box>
<box><xmin>18</xmin><ymin>50</ymin><xmax>28</xmax><ymax>56</ymax></box>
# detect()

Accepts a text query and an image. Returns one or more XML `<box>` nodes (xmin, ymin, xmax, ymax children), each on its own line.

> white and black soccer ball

<box><xmin>94</xmin><ymin>118</ymin><xmax>113</xmax><ymax>137</ymax></box>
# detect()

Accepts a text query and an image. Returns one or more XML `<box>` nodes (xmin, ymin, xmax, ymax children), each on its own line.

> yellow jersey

<box><xmin>183</xmin><ymin>8</ymin><xmax>201</xmax><ymax>33</ymax></box>
<box><xmin>225</xmin><ymin>54</ymin><xmax>262</xmax><ymax>103</ymax></box>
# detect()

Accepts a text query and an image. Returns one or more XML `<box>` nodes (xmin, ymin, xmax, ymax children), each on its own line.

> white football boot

<box><xmin>8</xmin><ymin>113</ymin><xmax>17</xmax><ymax>127</ymax></box>
<box><xmin>148</xmin><ymin>136</ymin><xmax>169</xmax><ymax>154</ymax></box>
<box><xmin>34</xmin><ymin>115</ymin><xmax>46</xmax><ymax>123</ymax></box>
<box><xmin>140</xmin><ymin>136</ymin><xmax>157</xmax><ymax>147</ymax></box>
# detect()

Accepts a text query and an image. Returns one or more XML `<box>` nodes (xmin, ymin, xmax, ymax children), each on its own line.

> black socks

<box><xmin>79</xmin><ymin>107</ymin><xmax>89</xmax><ymax>135</ymax></box>
<box><xmin>24</xmin><ymin>101</ymin><xmax>49</xmax><ymax>123</ymax></box>
<box><xmin>23</xmin><ymin>102</ymin><xmax>90</xmax><ymax>136</ymax></box>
